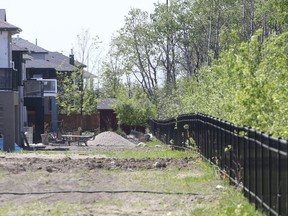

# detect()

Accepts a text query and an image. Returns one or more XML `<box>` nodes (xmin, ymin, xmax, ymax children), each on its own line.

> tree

<box><xmin>57</xmin><ymin>68</ymin><xmax>98</xmax><ymax>115</ymax></box>
<box><xmin>176</xmin><ymin>29</ymin><xmax>288</xmax><ymax>139</ymax></box>
<box><xmin>113</xmin><ymin>86</ymin><xmax>156</xmax><ymax>128</ymax></box>
<box><xmin>57</xmin><ymin>29</ymin><xmax>100</xmax><ymax>117</ymax></box>
<box><xmin>102</xmin><ymin>0</ymin><xmax>288</xmax><ymax>140</ymax></box>
<box><xmin>74</xmin><ymin>28</ymin><xmax>101</xmax><ymax>73</ymax></box>
<box><xmin>111</xmin><ymin>8</ymin><xmax>162</xmax><ymax>100</ymax></box>
<box><xmin>151</xmin><ymin>3</ymin><xmax>179</xmax><ymax>87</ymax></box>
<box><xmin>100</xmin><ymin>43</ymin><xmax>128</xmax><ymax>98</ymax></box>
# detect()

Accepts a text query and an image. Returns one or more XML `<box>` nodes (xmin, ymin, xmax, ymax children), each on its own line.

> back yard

<box><xmin>0</xmin><ymin>132</ymin><xmax>263</xmax><ymax>215</ymax></box>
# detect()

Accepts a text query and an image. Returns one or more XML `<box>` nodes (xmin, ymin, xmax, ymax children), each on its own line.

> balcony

<box><xmin>24</xmin><ymin>80</ymin><xmax>43</xmax><ymax>97</ymax></box>
<box><xmin>24</xmin><ymin>79</ymin><xmax>57</xmax><ymax>97</ymax></box>
<box><xmin>41</xmin><ymin>79</ymin><xmax>57</xmax><ymax>97</ymax></box>
<box><xmin>0</xmin><ymin>68</ymin><xmax>18</xmax><ymax>91</ymax></box>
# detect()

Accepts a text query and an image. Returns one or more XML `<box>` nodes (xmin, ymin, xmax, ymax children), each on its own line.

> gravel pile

<box><xmin>91</xmin><ymin>131</ymin><xmax>136</xmax><ymax>147</ymax></box>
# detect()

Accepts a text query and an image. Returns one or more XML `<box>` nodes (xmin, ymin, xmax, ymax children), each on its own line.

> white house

<box><xmin>0</xmin><ymin>9</ymin><xmax>22</xmax><ymax>151</ymax></box>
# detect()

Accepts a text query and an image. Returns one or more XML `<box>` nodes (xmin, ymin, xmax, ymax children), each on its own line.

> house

<box><xmin>0</xmin><ymin>9</ymin><xmax>96</xmax><ymax>147</ymax></box>
<box><xmin>0</xmin><ymin>9</ymin><xmax>23</xmax><ymax>151</ymax></box>
<box><xmin>12</xmin><ymin>37</ymin><xmax>92</xmax><ymax>142</ymax></box>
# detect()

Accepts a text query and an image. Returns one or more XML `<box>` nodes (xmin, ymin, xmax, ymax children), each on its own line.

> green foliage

<box><xmin>155</xmin><ymin>86</ymin><xmax>183</xmax><ymax>119</ymax></box>
<box><xmin>256</xmin><ymin>0</ymin><xmax>288</xmax><ymax>31</ymax></box>
<box><xmin>56</xmin><ymin>69</ymin><xmax>98</xmax><ymax>115</ymax></box>
<box><xmin>175</xmin><ymin>29</ymin><xmax>288</xmax><ymax>138</ymax></box>
<box><xmin>146</xmin><ymin>138</ymin><xmax>162</xmax><ymax>147</ymax></box>
<box><xmin>100</xmin><ymin>62</ymin><xmax>123</xmax><ymax>98</ymax></box>
<box><xmin>101</xmin><ymin>0</ymin><xmax>288</xmax><ymax>139</ymax></box>
<box><xmin>110</xmin><ymin>8</ymin><xmax>161</xmax><ymax>100</ymax></box>
<box><xmin>113</xmin><ymin>86</ymin><xmax>156</xmax><ymax>127</ymax></box>
<box><xmin>100</xmin><ymin>44</ymin><xmax>127</xmax><ymax>98</ymax></box>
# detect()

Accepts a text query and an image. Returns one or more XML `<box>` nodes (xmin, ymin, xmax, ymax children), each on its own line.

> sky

<box><xmin>2</xmin><ymin>0</ymin><xmax>166</xmax><ymax>57</ymax></box>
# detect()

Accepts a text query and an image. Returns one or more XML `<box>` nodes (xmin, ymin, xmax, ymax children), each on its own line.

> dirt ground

<box><xmin>0</xmin><ymin>132</ymin><xmax>213</xmax><ymax>215</ymax></box>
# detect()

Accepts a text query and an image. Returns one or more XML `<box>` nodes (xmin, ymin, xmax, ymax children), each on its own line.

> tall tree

<box><xmin>151</xmin><ymin>3</ymin><xmax>179</xmax><ymax>87</ymax></box>
<box><xmin>100</xmin><ymin>44</ymin><xmax>125</xmax><ymax>98</ymax></box>
<box><xmin>57</xmin><ymin>29</ymin><xmax>100</xmax><ymax>117</ymax></box>
<box><xmin>112</xmin><ymin>8</ymin><xmax>161</xmax><ymax>100</ymax></box>
<box><xmin>74</xmin><ymin>28</ymin><xmax>101</xmax><ymax>73</ymax></box>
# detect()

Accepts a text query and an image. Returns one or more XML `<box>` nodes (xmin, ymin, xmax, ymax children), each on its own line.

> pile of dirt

<box><xmin>92</xmin><ymin>131</ymin><xmax>136</xmax><ymax>147</ymax></box>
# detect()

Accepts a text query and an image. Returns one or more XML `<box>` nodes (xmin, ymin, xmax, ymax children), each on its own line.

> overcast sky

<box><xmin>2</xmin><ymin>0</ymin><xmax>165</xmax><ymax>56</ymax></box>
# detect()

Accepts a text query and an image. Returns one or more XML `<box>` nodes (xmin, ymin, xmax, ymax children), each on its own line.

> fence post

<box><xmin>211</xmin><ymin>116</ymin><xmax>217</xmax><ymax>164</ymax></box>
<box><xmin>255</xmin><ymin>130</ymin><xmax>262</xmax><ymax>211</ymax></box>
<box><xmin>268</xmin><ymin>134</ymin><xmax>272</xmax><ymax>214</ymax></box>
<box><xmin>234</xmin><ymin>125</ymin><xmax>239</xmax><ymax>184</ymax></box>
<box><xmin>260</xmin><ymin>131</ymin><xmax>264</xmax><ymax>212</ymax></box>
<box><xmin>216</xmin><ymin>118</ymin><xmax>220</xmax><ymax>167</ymax></box>
<box><xmin>243</xmin><ymin>126</ymin><xmax>248</xmax><ymax>200</ymax></box>
<box><xmin>277</xmin><ymin>137</ymin><xmax>281</xmax><ymax>215</ymax></box>
<box><xmin>223</xmin><ymin>120</ymin><xmax>228</xmax><ymax>172</ymax></box>
<box><xmin>228</xmin><ymin>122</ymin><xmax>232</xmax><ymax>183</ymax></box>
<box><xmin>200</xmin><ymin>115</ymin><xmax>204</xmax><ymax>155</ymax></box>
<box><xmin>247</xmin><ymin>127</ymin><xmax>251</xmax><ymax>202</ymax></box>
<box><xmin>286</xmin><ymin>139</ymin><xmax>288</xmax><ymax>216</ymax></box>
<box><xmin>250</xmin><ymin>128</ymin><xmax>256</xmax><ymax>205</ymax></box>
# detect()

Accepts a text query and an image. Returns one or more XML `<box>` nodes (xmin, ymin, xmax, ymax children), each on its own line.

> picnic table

<box><xmin>61</xmin><ymin>134</ymin><xmax>96</xmax><ymax>146</ymax></box>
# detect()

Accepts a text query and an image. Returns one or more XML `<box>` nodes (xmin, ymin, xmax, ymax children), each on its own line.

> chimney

<box><xmin>69</xmin><ymin>48</ymin><xmax>74</xmax><ymax>65</ymax></box>
<box><xmin>0</xmin><ymin>9</ymin><xmax>7</xmax><ymax>21</ymax></box>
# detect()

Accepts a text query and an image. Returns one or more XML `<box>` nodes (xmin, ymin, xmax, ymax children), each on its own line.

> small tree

<box><xmin>56</xmin><ymin>68</ymin><xmax>98</xmax><ymax>116</ymax></box>
<box><xmin>113</xmin><ymin>87</ymin><xmax>156</xmax><ymax>129</ymax></box>
<box><xmin>57</xmin><ymin>29</ymin><xmax>100</xmax><ymax>121</ymax></box>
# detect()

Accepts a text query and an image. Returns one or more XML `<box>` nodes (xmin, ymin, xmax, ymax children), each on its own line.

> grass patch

<box><xmin>91</xmin><ymin>147</ymin><xmax>196</xmax><ymax>159</ymax></box>
<box><xmin>0</xmin><ymin>201</ymin><xmax>89</xmax><ymax>216</ymax></box>
<box><xmin>145</xmin><ymin>138</ymin><xmax>163</xmax><ymax>147</ymax></box>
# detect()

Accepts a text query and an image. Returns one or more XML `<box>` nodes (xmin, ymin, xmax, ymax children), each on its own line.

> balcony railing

<box><xmin>0</xmin><ymin>68</ymin><xmax>18</xmax><ymax>91</ymax></box>
<box><xmin>24</xmin><ymin>80</ymin><xmax>43</xmax><ymax>97</ymax></box>
<box><xmin>41</xmin><ymin>79</ymin><xmax>57</xmax><ymax>96</ymax></box>
<box><xmin>24</xmin><ymin>79</ymin><xmax>57</xmax><ymax>97</ymax></box>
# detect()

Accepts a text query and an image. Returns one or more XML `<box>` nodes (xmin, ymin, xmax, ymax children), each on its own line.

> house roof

<box><xmin>24</xmin><ymin>51</ymin><xmax>93</xmax><ymax>78</ymax></box>
<box><xmin>12</xmin><ymin>37</ymin><xmax>48</xmax><ymax>53</ymax></box>
<box><xmin>0</xmin><ymin>9</ymin><xmax>21</xmax><ymax>33</ymax></box>
<box><xmin>0</xmin><ymin>20</ymin><xmax>21</xmax><ymax>34</ymax></box>
<box><xmin>25</xmin><ymin>59</ymin><xmax>58</xmax><ymax>69</ymax></box>
<box><xmin>45</xmin><ymin>52</ymin><xmax>76</xmax><ymax>71</ymax></box>
<box><xmin>97</xmin><ymin>98</ymin><xmax>117</xmax><ymax>110</ymax></box>
<box><xmin>46</xmin><ymin>52</ymin><xmax>92</xmax><ymax>78</ymax></box>
<box><xmin>12</xmin><ymin>43</ymin><xmax>29</xmax><ymax>52</ymax></box>
<box><xmin>12</xmin><ymin>37</ymin><xmax>77</xmax><ymax>70</ymax></box>
<box><xmin>12</xmin><ymin>37</ymin><xmax>94</xmax><ymax>78</ymax></box>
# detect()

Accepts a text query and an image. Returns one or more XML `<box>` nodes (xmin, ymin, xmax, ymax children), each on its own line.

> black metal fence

<box><xmin>149</xmin><ymin>113</ymin><xmax>288</xmax><ymax>216</ymax></box>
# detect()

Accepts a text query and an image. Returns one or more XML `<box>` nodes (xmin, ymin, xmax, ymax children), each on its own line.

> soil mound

<box><xmin>91</xmin><ymin>131</ymin><xmax>136</xmax><ymax>147</ymax></box>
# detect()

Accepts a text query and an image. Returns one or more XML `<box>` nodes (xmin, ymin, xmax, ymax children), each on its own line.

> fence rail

<box><xmin>149</xmin><ymin>113</ymin><xmax>288</xmax><ymax>216</ymax></box>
